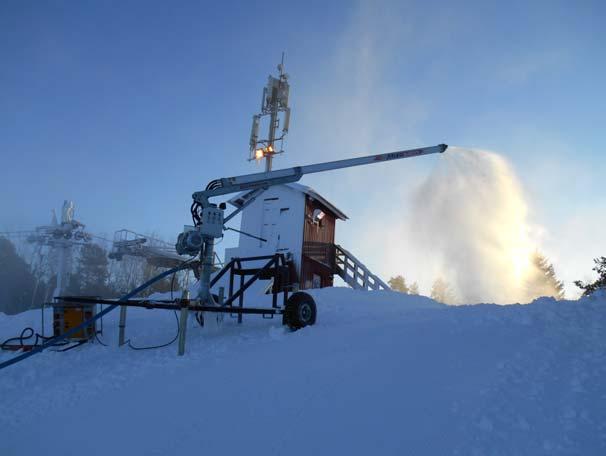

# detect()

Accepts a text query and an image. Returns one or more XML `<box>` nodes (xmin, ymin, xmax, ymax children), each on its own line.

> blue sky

<box><xmin>1</xmin><ymin>0</ymin><xmax>604</xmax><ymax>296</ymax></box>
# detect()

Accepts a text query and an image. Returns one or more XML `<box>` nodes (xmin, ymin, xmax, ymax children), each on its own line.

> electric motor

<box><xmin>176</xmin><ymin>229</ymin><xmax>204</xmax><ymax>256</ymax></box>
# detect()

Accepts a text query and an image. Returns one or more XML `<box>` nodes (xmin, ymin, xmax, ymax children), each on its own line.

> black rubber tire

<box><xmin>283</xmin><ymin>292</ymin><xmax>317</xmax><ymax>330</ymax></box>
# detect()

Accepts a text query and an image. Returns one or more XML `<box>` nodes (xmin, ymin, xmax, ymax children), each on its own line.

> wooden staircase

<box><xmin>334</xmin><ymin>244</ymin><xmax>389</xmax><ymax>291</ymax></box>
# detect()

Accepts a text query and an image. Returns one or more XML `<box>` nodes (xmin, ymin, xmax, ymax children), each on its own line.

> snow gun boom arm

<box><xmin>193</xmin><ymin>143</ymin><xmax>448</xmax><ymax>205</ymax></box>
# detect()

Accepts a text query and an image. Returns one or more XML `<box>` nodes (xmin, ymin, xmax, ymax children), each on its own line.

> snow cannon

<box><xmin>181</xmin><ymin>143</ymin><xmax>448</xmax><ymax>307</ymax></box>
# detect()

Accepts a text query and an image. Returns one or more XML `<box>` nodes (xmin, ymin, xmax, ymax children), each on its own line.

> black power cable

<box><xmin>126</xmin><ymin>269</ymin><xmax>181</xmax><ymax>351</ymax></box>
<box><xmin>126</xmin><ymin>310</ymin><xmax>180</xmax><ymax>351</ymax></box>
<box><xmin>190</xmin><ymin>201</ymin><xmax>202</xmax><ymax>225</ymax></box>
<box><xmin>195</xmin><ymin>311</ymin><xmax>205</xmax><ymax>327</ymax></box>
<box><xmin>205</xmin><ymin>179</ymin><xmax>222</xmax><ymax>190</ymax></box>
<box><xmin>50</xmin><ymin>339</ymin><xmax>88</xmax><ymax>352</ymax></box>
<box><xmin>1</xmin><ymin>264</ymin><xmax>191</xmax><ymax>371</ymax></box>
<box><xmin>2</xmin><ymin>259</ymin><xmax>198</xmax><ymax>359</ymax></box>
<box><xmin>1</xmin><ymin>327</ymin><xmax>70</xmax><ymax>351</ymax></box>
<box><xmin>94</xmin><ymin>331</ymin><xmax>108</xmax><ymax>346</ymax></box>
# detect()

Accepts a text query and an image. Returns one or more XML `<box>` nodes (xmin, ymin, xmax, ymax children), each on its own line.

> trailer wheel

<box><xmin>283</xmin><ymin>292</ymin><xmax>317</xmax><ymax>330</ymax></box>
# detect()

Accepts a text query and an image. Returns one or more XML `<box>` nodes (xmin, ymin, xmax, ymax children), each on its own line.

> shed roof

<box><xmin>287</xmin><ymin>183</ymin><xmax>348</xmax><ymax>220</ymax></box>
<box><xmin>228</xmin><ymin>183</ymin><xmax>348</xmax><ymax>221</ymax></box>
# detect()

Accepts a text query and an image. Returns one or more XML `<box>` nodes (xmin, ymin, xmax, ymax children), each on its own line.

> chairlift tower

<box><xmin>0</xmin><ymin>200</ymin><xmax>94</xmax><ymax>337</ymax></box>
<box><xmin>26</xmin><ymin>201</ymin><xmax>92</xmax><ymax>299</ymax></box>
<box><xmin>249</xmin><ymin>54</ymin><xmax>291</xmax><ymax>172</ymax></box>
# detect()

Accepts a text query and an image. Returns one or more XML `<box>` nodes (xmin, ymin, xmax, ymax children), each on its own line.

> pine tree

<box><xmin>409</xmin><ymin>282</ymin><xmax>420</xmax><ymax>295</ymax></box>
<box><xmin>142</xmin><ymin>263</ymin><xmax>177</xmax><ymax>296</ymax></box>
<box><xmin>108</xmin><ymin>256</ymin><xmax>145</xmax><ymax>295</ymax></box>
<box><xmin>430</xmin><ymin>277</ymin><xmax>455</xmax><ymax>304</ymax></box>
<box><xmin>0</xmin><ymin>237</ymin><xmax>37</xmax><ymax>314</ymax></box>
<box><xmin>388</xmin><ymin>275</ymin><xmax>408</xmax><ymax>293</ymax></box>
<box><xmin>72</xmin><ymin>243</ymin><xmax>112</xmax><ymax>296</ymax></box>
<box><xmin>526</xmin><ymin>252</ymin><xmax>565</xmax><ymax>300</ymax></box>
<box><xmin>574</xmin><ymin>256</ymin><xmax>606</xmax><ymax>296</ymax></box>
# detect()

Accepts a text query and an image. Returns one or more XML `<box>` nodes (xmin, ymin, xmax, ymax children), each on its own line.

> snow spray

<box><xmin>409</xmin><ymin>147</ymin><xmax>542</xmax><ymax>304</ymax></box>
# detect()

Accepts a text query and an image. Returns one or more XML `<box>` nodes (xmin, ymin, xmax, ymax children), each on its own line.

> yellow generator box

<box><xmin>53</xmin><ymin>301</ymin><xmax>97</xmax><ymax>341</ymax></box>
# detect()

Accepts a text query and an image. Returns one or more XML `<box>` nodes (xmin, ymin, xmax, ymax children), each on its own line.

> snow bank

<box><xmin>1</xmin><ymin>289</ymin><xmax>605</xmax><ymax>455</ymax></box>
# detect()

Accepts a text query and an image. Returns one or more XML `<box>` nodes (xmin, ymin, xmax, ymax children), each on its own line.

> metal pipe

<box><xmin>197</xmin><ymin>239</ymin><xmax>215</xmax><ymax>303</ymax></box>
<box><xmin>177</xmin><ymin>290</ymin><xmax>190</xmax><ymax>356</ymax></box>
<box><xmin>1</xmin><ymin>263</ymin><xmax>191</xmax><ymax>371</ymax></box>
<box><xmin>53</xmin><ymin>296</ymin><xmax>284</xmax><ymax>315</ymax></box>
<box><xmin>194</xmin><ymin>144</ymin><xmax>447</xmax><ymax>202</ymax></box>
<box><xmin>118</xmin><ymin>305</ymin><xmax>127</xmax><ymax>346</ymax></box>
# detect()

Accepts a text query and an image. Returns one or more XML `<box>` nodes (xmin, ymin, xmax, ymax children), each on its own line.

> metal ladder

<box><xmin>334</xmin><ymin>244</ymin><xmax>390</xmax><ymax>291</ymax></box>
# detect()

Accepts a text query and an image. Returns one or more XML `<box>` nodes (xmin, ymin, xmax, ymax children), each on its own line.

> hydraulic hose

<box><xmin>0</xmin><ymin>263</ymin><xmax>191</xmax><ymax>371</ymax></box>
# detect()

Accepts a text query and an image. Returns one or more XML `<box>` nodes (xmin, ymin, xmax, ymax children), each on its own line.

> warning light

<box><xmin>254</xmin><ymin>145</ymin><xmax>276</xmax><ymax>160</ymax></box>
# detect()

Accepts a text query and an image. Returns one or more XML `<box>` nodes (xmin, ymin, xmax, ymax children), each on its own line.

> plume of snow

<box><xmin>409</xmin><ymin>147</ymin><xmax>542</xmax><ymax>304</ymax></box>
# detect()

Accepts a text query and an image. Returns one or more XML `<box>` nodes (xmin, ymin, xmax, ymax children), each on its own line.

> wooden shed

<box><xmin>224</xmin><ymin>183</ymin><xmax>347</xmax><ymax>290</ymax></box>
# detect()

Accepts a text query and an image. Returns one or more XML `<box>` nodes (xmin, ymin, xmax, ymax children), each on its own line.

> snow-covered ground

<box><xmin>1</xmin><ymin>288</ymin><xmax>605</xmax><ymax>455</ymax></box>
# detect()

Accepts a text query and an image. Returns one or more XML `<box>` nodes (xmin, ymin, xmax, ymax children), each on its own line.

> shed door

<box><xmin>261</xmin><ymin>198</ymin><xmax>280</xmax><ymax>249</ymax></box>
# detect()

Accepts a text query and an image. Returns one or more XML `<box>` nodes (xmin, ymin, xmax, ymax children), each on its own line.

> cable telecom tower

<box><xmin>249</xmin><ymin>54</ymin><xmax>291</xmax><ymax>172</ymax></box>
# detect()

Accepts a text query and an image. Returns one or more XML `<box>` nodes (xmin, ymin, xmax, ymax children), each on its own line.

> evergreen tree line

<box><xmin>388</xmin><ymin>272</ymin><xmax>466</xmax><ymax>303</ymax></box>
<box><xmin>3</xmin><ymin>234</ymin><xmax>604</xmax><ymax>314</ymax></box>
<box><xmin>388</xmin><ymin>251</ymin><xmax>569</xmax><ymax>304</ymax></box>
<box><xmin>388</xmin><ymin>274</ymin><xmax>457</xmax><ymax>304</ymax></box>
<box><xmin>0</xmin><ymin>237</ymin><xmax>182</xmax><ymax>315</ymax></box>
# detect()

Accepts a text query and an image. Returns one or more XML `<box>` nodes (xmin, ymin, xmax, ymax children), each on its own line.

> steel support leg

<box><xmin>177</xmin><ymin>306</ymin><xmax>189</xmax><ymax>356</ymax></box>
<box><xmin>198</xmin><ymin>238</ymin><xmax>215</xmax><ymax>304</ymax></box>
<box><xmin>118</xmin><ymin>305</ymin><xmax>127</xmax><ymax>346</ymax></box>
<box><xmin>178</xmin><ymin>290</ymin><xmax>191</xmax><ymax>356</ymax></box>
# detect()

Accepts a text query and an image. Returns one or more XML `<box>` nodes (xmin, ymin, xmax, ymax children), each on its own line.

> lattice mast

<box><xmin>249</xmin><ymin>54</ymin><xmax>291</xmax><ymax>172</ymax></box>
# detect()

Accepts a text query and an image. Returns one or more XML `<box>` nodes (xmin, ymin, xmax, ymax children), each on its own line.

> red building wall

<box><xmin>300</xmin><ymin>196</ymin><xmax>337</xmax><ymax>289</ymax></box>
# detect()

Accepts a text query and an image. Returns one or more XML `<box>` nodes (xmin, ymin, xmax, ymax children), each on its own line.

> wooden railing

<box><xmin>302</xmin><ymin>242</ymin><xmax>336</xmax><ymax>269</ymax></box>
<box><xmin>334</xmin><ymin>244</ymin><xmax>389</xmax><ymax>291</ymax></box>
